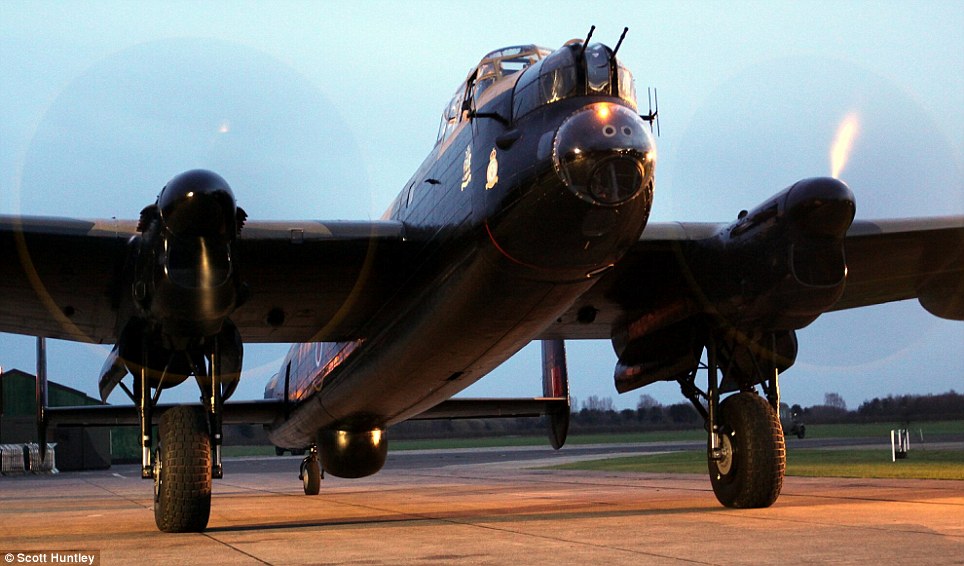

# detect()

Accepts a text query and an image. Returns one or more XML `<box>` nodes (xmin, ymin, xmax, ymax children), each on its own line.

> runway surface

<box><xmin>1</xmin><ymin>443</ymin><xmax>962</xmax><ymax>565</ymax></box>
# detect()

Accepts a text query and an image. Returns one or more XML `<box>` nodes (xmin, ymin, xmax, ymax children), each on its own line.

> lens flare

<box><xmin>830</xmin><ymin>113</ymin><xmax>859</xmax><ymax>178</ymax></box>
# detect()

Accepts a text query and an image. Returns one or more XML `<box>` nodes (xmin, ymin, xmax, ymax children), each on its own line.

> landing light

<box><xmin>595</xmin><ymin>103</ymin><xmax>611</xmax><ymax>120</ymax></box>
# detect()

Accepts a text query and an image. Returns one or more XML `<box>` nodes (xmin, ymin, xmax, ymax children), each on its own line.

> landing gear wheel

<box><xmin>301</xmin><ymin>456</ymin><xmax>321</xmax><ymax>495</ymax></box>
<box><xmin>154</xmin><ymin>405</ymin><xmax>212</xmax><ymax>532</ymax></box>
<box><xmin>709</xmin><ymin>392</ymin><xmax>785</xmax><ymax>508</ymax></box>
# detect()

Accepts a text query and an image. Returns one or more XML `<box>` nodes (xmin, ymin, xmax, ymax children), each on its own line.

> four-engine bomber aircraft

<box><xmin>2</xmin><ymin>30</ymin><xmax>962</xmax><ymax>532</ymax></box>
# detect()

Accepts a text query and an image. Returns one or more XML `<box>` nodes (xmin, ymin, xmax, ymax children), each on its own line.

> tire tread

<box><xmin>155</xmin><ymin>405</ymin><xmax>212</xmax><ymax>532</ymax></box>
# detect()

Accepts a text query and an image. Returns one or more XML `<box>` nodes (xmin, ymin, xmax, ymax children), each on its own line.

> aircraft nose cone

<box><xmin>553</xmin><ymin>103</ymin><xmax>655</xmax><ymax>206</ymax></box>
<box><xmin>158</xmin><ymin>169</ymin><xmax>238</xmax><ymax>238</ymax></box>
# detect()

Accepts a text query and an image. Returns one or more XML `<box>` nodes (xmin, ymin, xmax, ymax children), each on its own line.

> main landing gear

<box><xmin>129</xmin><ymin>337</ymin><xmax>231</xmax><ymax>532</ymax></box>
<box><xmin>679</xmin><ymin>335</ymin><xmax>786</xmax><ymax>508</ymax></box>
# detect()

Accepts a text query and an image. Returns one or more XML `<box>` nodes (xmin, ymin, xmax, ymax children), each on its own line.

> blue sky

<box><xmin>1</xmin><ymin>1</ymin><xmax>961</xmax><ymax>411</ymax></box>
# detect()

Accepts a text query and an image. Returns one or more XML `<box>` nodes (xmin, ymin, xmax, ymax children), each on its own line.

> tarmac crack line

<box><xmin>200</xmin><ymin>533</ymin><xmax>274</xmax><ymax>566</ymax></box>
<box><xmin>77</xmin><ymin>476</ymin><xmax>151</xmax><ymax>509</ymax></box>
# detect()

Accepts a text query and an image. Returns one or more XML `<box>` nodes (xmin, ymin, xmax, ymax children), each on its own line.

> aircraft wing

<box><xmin>830</xmin><ymin>217</ymin><xmax>964</xmax><ymax>316</ymax></box>
<box><xmin>0</xmin><ymin>216</ymin><xmax>407</xmax><ymax>344</ymax></box>
<box><xmin>541</xmin><ymin>216</ymin><xmax>964</xmax><ymax>340</ymax></box>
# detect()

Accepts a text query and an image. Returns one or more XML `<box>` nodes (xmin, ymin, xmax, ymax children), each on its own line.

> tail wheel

<box><xmin>154</xmin><ymin>405</ymin><xmax>212</xmax><ymax>532</ymax></box>
<box><xmin>301</xmin><ymin>456</ymin><xmax>321</xmax><ymax>495</ymax></box>
<box><xmin>709</xmin><ymin>392</ymin><xmax>785</xmax><ymax>508</ymax></box>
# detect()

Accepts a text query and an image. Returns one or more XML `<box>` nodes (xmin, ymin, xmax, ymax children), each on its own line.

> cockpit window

<box><xmin>540</xmin><ymin>48</ymin><xmax>579</xmax><ymax>103</ymax></box>
<box><xmin>616</xmin><ymin>62</ymin><xmax>637</xmax><ymax>110</ymax></box>
<box><xmin>436</xmin><ymin>86</ymin><xmax>465</xmax><ymax>144</ymax></box>
<box><xmin>513</xmin><ymin>45</ymin><xmax>579</xmax><ymax>118</ymax></box>
<box><xmin>437</xmin><ymin>45</ymin><xmax>549</xmax><ymax>145</ymax></box>
<box><xmin>500</xmin><ymin>58</ymin><xmax>529</xmax><ymax>75</ymax></box>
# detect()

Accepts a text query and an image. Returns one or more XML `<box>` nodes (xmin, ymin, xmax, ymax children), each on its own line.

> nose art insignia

<box><xmin>485</xmin><ymin>148</ymin><xmax>499</xmax><ymax>190</ymax></box>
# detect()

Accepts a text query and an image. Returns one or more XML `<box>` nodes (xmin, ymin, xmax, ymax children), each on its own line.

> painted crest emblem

<box><xmin>485</xmin><ymin>148</ymin><xmax>499</xmax><ymax>190</ymax></box>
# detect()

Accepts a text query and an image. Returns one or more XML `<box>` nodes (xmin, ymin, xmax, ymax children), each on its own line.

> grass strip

<box><xmin>220</xmin><ymin>420</ymin><xmax>962</xmax><ymax>457</ymax></box>
<box><xmin>550</xmin><ymin>448</ymin><xmax>964</xmax><ymax>480</ymax></box>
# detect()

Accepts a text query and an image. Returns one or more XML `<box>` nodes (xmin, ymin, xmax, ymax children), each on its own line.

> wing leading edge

<box><xmin>0</xmin><ymin>216</ymin><xmax>409</xmax><ymax>344</ymax></box>
<box><xmin>542</xmin><ymin>215</ymin><xmax>964</xmax><ymax>340</ymax></box>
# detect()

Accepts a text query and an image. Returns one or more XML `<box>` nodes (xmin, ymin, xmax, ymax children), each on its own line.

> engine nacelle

<box><xmin>320</xmin><ymin>428</ymin><xmax>387</xmax><ymax>478</ymax></box>
<box><xmin>690</xmin><ymin>177</ymin><xmax>856</xmax><ymax>330</ymax></box>
<box><xmin>610</xmin><ymin>178</ymin><xmax>853</xmax><ymax>393</ymax></box>
<box><xmin>131</xmin><ymin>170</ymin><xmax>247</xmax><ymax>340</ymax></box>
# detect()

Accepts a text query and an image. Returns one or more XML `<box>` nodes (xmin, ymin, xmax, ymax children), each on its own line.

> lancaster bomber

<box><xmin>2</xmin><ymin>29</ymin><xmax>962</xmax><ymax>532</ymax></box>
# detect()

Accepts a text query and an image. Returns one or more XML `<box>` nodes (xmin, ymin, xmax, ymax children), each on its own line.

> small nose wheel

<box><xmin>298</xmin><ymin>446</ymin><xmax>322</xmax><ymax>495</ymax></box>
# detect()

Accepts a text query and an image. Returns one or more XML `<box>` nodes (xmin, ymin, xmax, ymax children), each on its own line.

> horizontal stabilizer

<box><xmin>409</xmin><ymin>397</ymin><xmax>569</xmax><ymax>420</ymax></box>
<box><xmin>47</xmin><ymin>399</ymin><xmax>285</xmax><ymax>427</ymax></box>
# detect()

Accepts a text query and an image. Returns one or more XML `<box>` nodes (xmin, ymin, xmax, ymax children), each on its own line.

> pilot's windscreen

<box><xmin>539</xmin><ymin>48</ymin><xmax>578</xmax><ymax>104</ymax></box>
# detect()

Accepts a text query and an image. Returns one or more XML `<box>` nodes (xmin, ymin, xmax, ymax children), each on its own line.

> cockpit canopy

<box><xmin>438</xmin><ymin>45</ymin><xmax>549</xmax><ymax>143</ymax></box>
<box><xmin>474</xmin><ymin>45</ymin><xmax>552</xmax><ymax>99</ymax></box>
<box><xmin>436</xmin><ymin>41</ymin><xmax>639</xmax><ymax>145</ymax></box>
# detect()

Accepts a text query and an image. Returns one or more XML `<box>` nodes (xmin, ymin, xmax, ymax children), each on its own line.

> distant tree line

<box><xmin>392</xmin><ymin>389</ymin><xmax>964</xmax><ymax>440</ymax></box>
<box><xmin>207</xmin><ymin>390</ymin><xmax>963</xmax><ymax>446</ymax></box>
<box><xmin>391</xmin><ymin>394</ymin><xmax>703</xmax><ymax>440</ymax></box>
<box><xmin>783</xmin><ymin>390</ymin><xmax>964</xmax><ymax>424</ymax></box>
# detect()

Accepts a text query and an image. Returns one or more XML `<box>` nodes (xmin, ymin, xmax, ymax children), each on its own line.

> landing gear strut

<box><xmin>122</xmin><ymin>334</ymin><xmax>231</xmax><ymax>532</ymax></box>
<box><xmin>679</xmin><ymin>333</ymin><xmax>786</xmax><ymax>508</ymax></box>
<box><xmin>299</xmin><ymin>445</ymin><xmax>322</xmax><ymax>495</ymax></box>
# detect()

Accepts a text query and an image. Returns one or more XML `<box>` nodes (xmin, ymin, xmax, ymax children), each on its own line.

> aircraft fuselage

<box><xmin>264</xmin><ymin>42</ymin><xmax>656</xmax><ymax>452</ymax></box>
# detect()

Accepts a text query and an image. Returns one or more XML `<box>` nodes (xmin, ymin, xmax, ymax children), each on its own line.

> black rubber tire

<box><xmin>275</xmin><ymin>446</ymin><xmax>285</xmax><ymax>456</ymax></box>
<box><xmin>154</xmin><ymin>405</ymin><xmax>212</xmax><ymax>532</ymax></box>
<box><xmin>708</xmin><ymin>392</ymin><xmax>785</xmax><ymax>508</ymax></box>
<box><xmin>303</xmin><ymin>457</ymin><xmax>321</xmax><ymax>495</ymax></box>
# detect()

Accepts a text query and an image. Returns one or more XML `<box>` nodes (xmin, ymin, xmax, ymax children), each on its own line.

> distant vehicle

<box><xmin>779</xmin><ymin>404</ymin><xmax>806</xmax><ymax>439</ymax></box>
<box><xmin>787</xmin><ymin>418</ymin><xmax>806</xmax><ymax>439</ymax></box>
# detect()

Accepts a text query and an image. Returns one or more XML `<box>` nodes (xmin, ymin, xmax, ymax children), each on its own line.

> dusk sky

<box><xmin>1</xmin><ymin>1</ymin><xmax>961</xmax><ymax>411</ymax></box>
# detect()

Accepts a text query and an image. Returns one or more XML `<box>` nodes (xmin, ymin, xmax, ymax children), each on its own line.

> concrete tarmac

<box><xmin>1</xmin><ymin>446</ymin><xmax>962</xmax><ymax>565</ymax></box>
